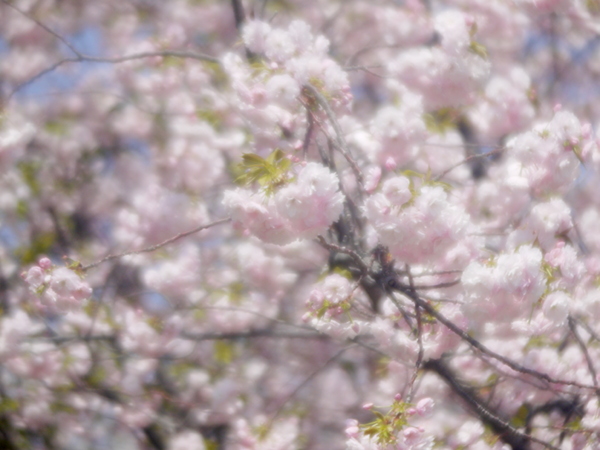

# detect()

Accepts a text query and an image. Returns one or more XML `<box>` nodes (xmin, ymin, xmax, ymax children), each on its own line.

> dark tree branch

<box><xmin>568</xmin><ymin>315</ymin><xmax>600</xmax><ymax>402</ymax></box>
<box><xmin>231</xmin><ymin>0</ymin><xmax>246</xmax><ymax>30</ymax></box>
<box><xmin>424</xmin><ymin>358</ymin><xmax>559</xmax><ymax>450</ymax></box>
<box><xmin>397</xmin><ymin>283</ymin><xmax>597</xmax><ymax>391</ymax></box>
<box><xmin>181</xmin><ymin>329</ymin><xmax>327</xmax><ymax>341</ymax></box>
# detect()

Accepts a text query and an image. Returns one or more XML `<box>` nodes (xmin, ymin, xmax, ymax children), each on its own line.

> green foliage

<box><xmin>16</xmin><ymin>199</ymin><xmax>28</xmax><ymax>219</ymax></box>
<box><xmin>361</xmin><ymin>398</ymin><xmax>412</xmax><ymax>446</ymax></box>
<box><xmin>205</xmin><ymin>440</ymin><xmax>219</xmax><ymax>450</ymax></box>
<box><xmin>234</xmin><ymin>149</ymin><xmax>292</xmax><ymax>194</ymax></box>
<box><xmin>16</xmin><ymin>232</ymin><xmax>56</xmax><ymax>265</ymax></box>
<box><xmin>44</xmin><ymin>120</ymin><xmax>69</xmax><ymax>136</ymax></box>
<box><xmin>569</xmin><ymin>141</ymin><xmax>585</xmax><ymax>164</ymax></box>
<box><xmin>206</xmin><ymin>59</ymin><xmax>229</xmax><ymax>89</ymax></box>
<box><xmin>399</xmin><ymin>168</ymin><xmax>453</xmax><ymax>193</ymax></box>
<box><xmin>523</xmin><ymin>335</ymin><xmax>554</xmax><ymax>351</ymax></box>
<box><xmin>0</xmin><ymin>397</ymin><xmax>19</xmax><ymax>414</ymax></box>
<box><xmin>467</xmin><ymin>23</ymin><xmax>488</xmax><ymax>59</ymax></box>
<box><xmin>65</xmin><ymin>258</ymin><xmax>85</xmax><ymax>276</ymax></box>
<box><xmin>511</xmin><ymin>404</ymin><xmax>530</xmax><ymax>428</ymax></box>
<box><xmin>85</xmin><ymin>366</ymin><xmax>107</xmax><ymax>387</ymax></box>
<box><xmin>196</xmin><ymin>108</ymin><xmax>222</xmax><ymax>128</ymax></box>
<box><xmin>167</xmin><ymin>361</ymin><xmax>196</xmax><ymax>379</ymax></box>
<box><xmin>214</xmin><ymin>341</ymin><xmax>235</xmax><ymax>364</ymax></box>
<box><xmin>565</xmin><ymin>415</ymin><xmax>584</xmax><ymax>432</ymax></box>
<box><xmin>541</xmin><ymin>260</ymin><xmax>558</xmax><ymax>283</ymax></box>
<box><xmin>313</xmin><ymin>297</ymin><xmax>352</xmax><ymax>319</ymax></box>
<box><xmin>587</xmin><ymin>0</ymin><xmax>600</xmax><ymax>13</ymax></box>
<box><xmin>147</xmin><ymin>316</ymin><xmax>165</xmax><ymax>333</ymax></box>
<box><xmin>423</xmin><ymin>108</ymin><xmax>459</xmax><ymax>135</ymax></box>
<box><xmin>331</xmin><ymin>266</ymin><xmax>354</xmax><ymax>280</ymax></box>
<box><xmin>50</xmin><ymin>401</ymin><xmax>77</xmax><ymax>414</ymax></box>
<box><xmin>227</xmin><ymin>281</ymin><xmax>246</xmax><ymax>304</ymax></box>
<box><xmin>469</xmin><ymin>40</ymin><xmax>488</xmax><ymax>59</ymax></box>
<box><xmin>18</xmin><ymin>161</ymin><xmax>41</xmax><ymax>196</ymax></box>
<box><xmin>264</xmin><ymin>0</ymin><xmax>294</xmax><ymax>13</ymax></box>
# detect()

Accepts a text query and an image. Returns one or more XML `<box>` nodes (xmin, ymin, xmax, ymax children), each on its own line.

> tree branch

<box><xmin>423</xmin><ymin>358</ymin><xmax>559</xmax><ymax>450</ymax></box>
<box><xmin>568</xmin><ymin>315</ymin><xmax>600</xmax><ymax>402</ymax></box>
<box><xmin>82</xmin><ymin>217</ymin><xmax>230</xmax><ymax>270</ymax></box>
<box><xmin>395</xmin><ymin>283</ymin><xmax>597</xmax><ymax>391</ymax></box>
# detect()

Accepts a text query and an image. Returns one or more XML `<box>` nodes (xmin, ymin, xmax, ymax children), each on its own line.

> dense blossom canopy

<box><xmin>3</xmin><ymin>0</ymin><xmax>600</xmax><ymax>449</ymax></box>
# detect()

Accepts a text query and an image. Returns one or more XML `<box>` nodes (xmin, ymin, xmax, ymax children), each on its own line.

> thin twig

<box><xmin>2</xmin><ymin>0</ymin><xmax>81</xmax><ymax>54</ymax></box>
<box><xmin>568</xmin><ymin>315</ymin><xmax>600</xmax><ymax>402</ymax></box>
<box><xmin>406</xmin><ymin>265</ymin><xmax>424</xmax><ymax>403</ymax></box>
<box><xmin>82</xmin><ymin>217</ymin><xmax>230</xmax><ymax>271</ymax></box>
<box><xmin>3</xmin><ymin>0</ymin><xmax>220</xmax><ymax>99</ymax></box>
<box><xmin>409</xmin><ymin>280</ymin><xmax>461</xmax><ymax>290</ymax></box>
<box><xmin>9</xmin><ymin>51</ymin><xmax>219</xmax><ymax>99</ymax></box>
<box><xmin>303</xmin><ymin>83</ymin><xmax>365</xmax><ymax>190</ymax></box>
<box><xmin>434</xmin><ymin>147</ymin><xmax>504</xmax><ymax>181</ymax></box>
<box><xmin>266</xmin><ymin>346</ymin><xmax>351</xmax><ymax>428</ymax></box>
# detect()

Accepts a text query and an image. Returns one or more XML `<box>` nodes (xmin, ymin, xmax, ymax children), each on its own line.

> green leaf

<box><xmin>86</xmin><ymin>366</ymin><xmax>107</xmax><ymax>387</ymax></box>
<box><xmin>214</xmin><ymin>341</ymin><xmax>235</xmax><ymax>364</ymax></box>
<box><xmin>511</xmin><ymin>404</ymin><xmax>530</xmax><ymax>428</ymax></box>
<box><xmin>235</xmin><ymin>149</ymin><xmax>292</xmax><ymax>193</ymax></box>
<box><xmin>423</xmin><ymin>108</ymin><xmax>458</xmax><ymax>134</ymax></box>
<box><xmin>469</xmin><ymin>40</ymin><xmax>488</xmax><ymax>59</ymax></box>
<box><xmin>565</xmin><ymin>415</ymin><xmax>583</xmax><ymax>431</ymax></box>
<box><xmin>196</xmin><ymin>108</ymin><xmax>222</xmax><ymax>128</ymax></box>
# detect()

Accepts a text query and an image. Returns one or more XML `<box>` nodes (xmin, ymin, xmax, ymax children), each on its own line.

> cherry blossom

<box><xmin>4</xmin><ymin>0</ymin><xmax>600</xmax><ymax>448</ymax></box>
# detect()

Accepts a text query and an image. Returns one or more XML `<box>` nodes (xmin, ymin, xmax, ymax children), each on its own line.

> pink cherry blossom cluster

<box><xmin>4</xmin><ymin>0</ymin><xmax>600</xmax><ymax>448</ymax></box>
<box><xmin>224</xmin><ymin>162</ymin><xmax>345</xmax><ymax>244</ymax></box>
<box><xmin>22</xmin><ymin>257</ymin><xmax>92</xmax><ymax>313</ymax></box>
<box><xmin>390</xmin><ymin>10</ymin><xmax>490</xmax><ymax>110</ymax></box>
<box><xmin>364</xmin><ymin>175</ymin><xmax>470</xmax><ymax>265</ymax></box>
<box><xmin>242</xmin><ymin>20</ymin><xmax>351</xmax><ymax>107</ymax></box>
<box><xmin>461</xmin><ymin>245</ymin><xmax>547</xmax><ymax>327</ymax></box>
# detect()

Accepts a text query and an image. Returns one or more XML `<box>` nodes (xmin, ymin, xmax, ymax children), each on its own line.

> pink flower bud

<box><xmin>416</xmin><ymin>397</ymin><xmax>435</xmax><ymax>417</ymax></box>
<box><xmin>345</xmin><ymin>419</ymin><xmax>360</xmax><ymax>438</ymax></box>
<box><xmin>38</xmin><ymin>257</ymin><xmax>52</xmax><ymax>270</ymax></box>
<box><xmin>385</xmin><ymin>157</ymin><xmax>397</xmax><ymax>171</ymax></box>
